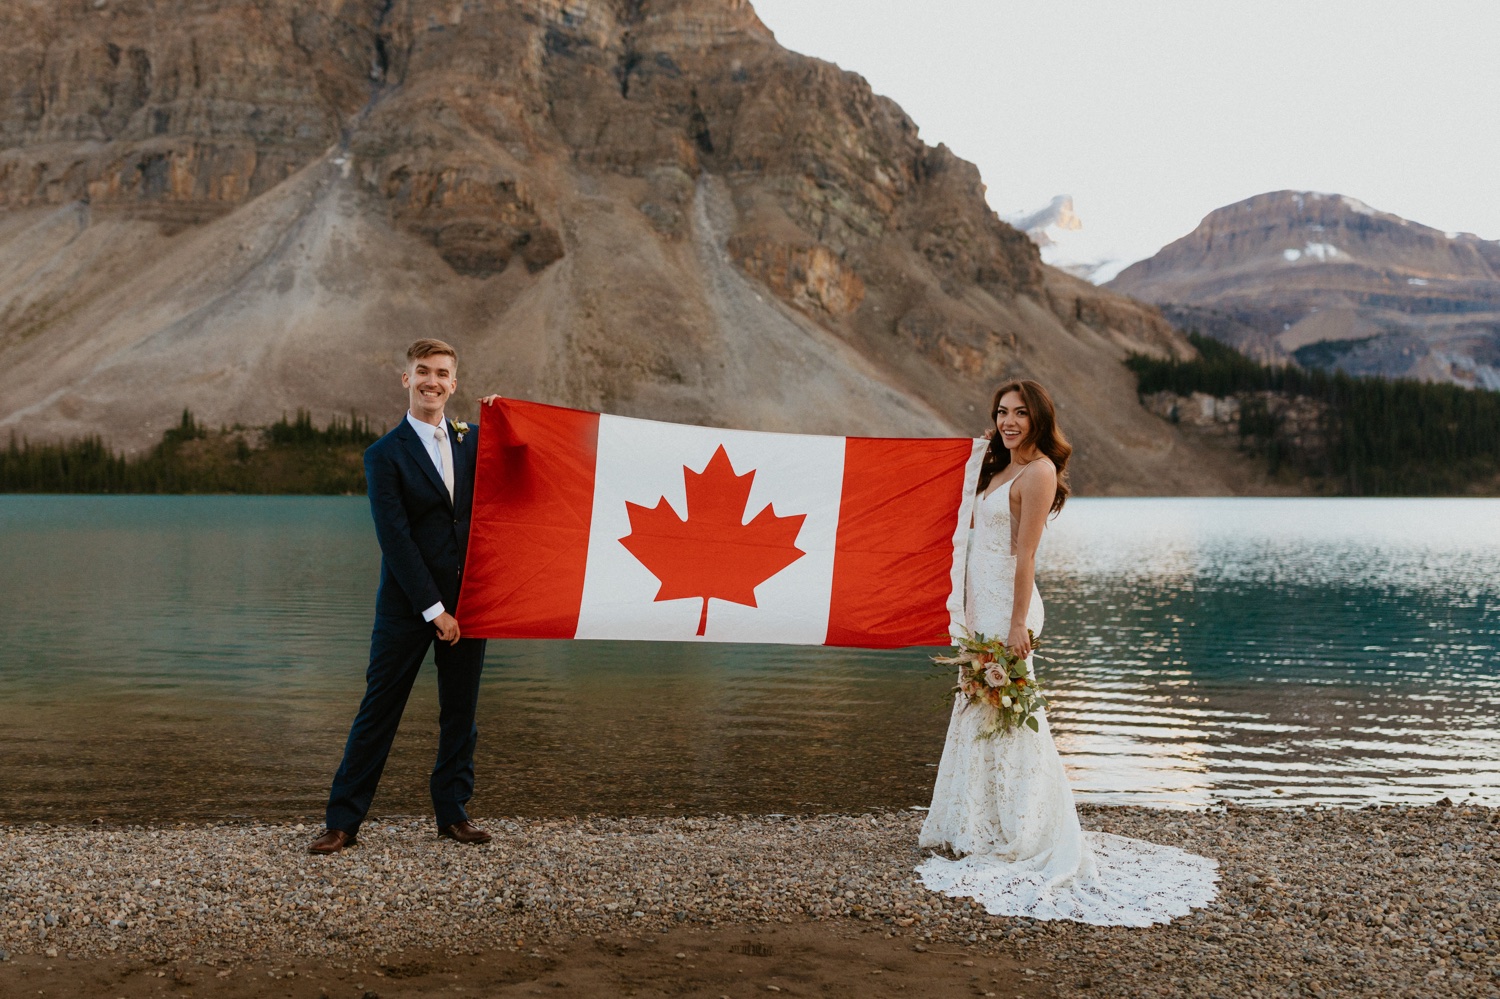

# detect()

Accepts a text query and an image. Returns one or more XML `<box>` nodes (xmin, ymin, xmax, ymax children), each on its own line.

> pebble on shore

<box><xmin>2</xmin><ymin>804</ymin><xmax>1496</xmax><ymax>998</ymax></box>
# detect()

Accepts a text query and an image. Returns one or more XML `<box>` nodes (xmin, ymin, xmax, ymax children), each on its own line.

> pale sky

<box><xmin>751</xmin><ymin>0</ymin><xmax>1500</xmax><ymax>277</ymax></box>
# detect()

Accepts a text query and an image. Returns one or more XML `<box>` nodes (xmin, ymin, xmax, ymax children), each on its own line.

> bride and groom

<box><xmin>307</xmin><ymin>339</ymin><xmax>1217</xmax><ymax>926</ymax></box>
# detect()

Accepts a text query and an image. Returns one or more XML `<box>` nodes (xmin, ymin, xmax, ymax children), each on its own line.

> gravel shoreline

<box><xmin>3</xmin><ymin>804</ymin><xmax>1496</xmax><ymax>997</ymax></box>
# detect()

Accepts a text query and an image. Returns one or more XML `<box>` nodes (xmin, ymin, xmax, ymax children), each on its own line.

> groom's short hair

<box><xmin>406</xmin><ymin>338</ymin><xmax>457</xmax><ymax>365</ymax></box>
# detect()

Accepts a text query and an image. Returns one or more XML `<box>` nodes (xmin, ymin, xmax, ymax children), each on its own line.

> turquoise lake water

<box><xmin>0</xmin><ymin>495</ymin><xmax>1496</xmax><ymax>822</ymax></box>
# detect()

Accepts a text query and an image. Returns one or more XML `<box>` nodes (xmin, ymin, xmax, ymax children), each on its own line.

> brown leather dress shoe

<box><xmin>438</xmin><ymin>820</ymin><xmax>492</xmax><ymax>844</ymax></box>
<box><xmin>307</xmin><ymin>829</ymin><xmax>357</xmax><ymax>855</ymax></box>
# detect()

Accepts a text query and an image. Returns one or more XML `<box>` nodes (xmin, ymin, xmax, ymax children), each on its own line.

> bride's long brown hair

<box><xmin>975</xmin><ymin>379</ymin><xmax>1072</xmax><ymax>514</ymax></box>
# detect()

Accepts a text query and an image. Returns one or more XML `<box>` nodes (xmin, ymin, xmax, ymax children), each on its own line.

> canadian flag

<box><xmin>457</xmin><ymin>399</ymin><xmax>986</xmax><ymax>648</ymax></box>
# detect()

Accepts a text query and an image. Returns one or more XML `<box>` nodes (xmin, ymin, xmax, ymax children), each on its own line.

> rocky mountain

<box><xmin>1109</xmin><ymin>191</ymin><xmax>1500</xmax><ymax>389</ymax></box>
<box><xmin>0</xmin><ymin>0</ymin><xmax>1252</xmax><ymax>494</ymax></box>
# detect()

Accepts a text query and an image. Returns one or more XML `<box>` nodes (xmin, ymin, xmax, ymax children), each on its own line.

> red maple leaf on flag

<box><xmin>619</xmin><ymin>445</ymin><xmax>807</xmax><ymax>637</ymax></box>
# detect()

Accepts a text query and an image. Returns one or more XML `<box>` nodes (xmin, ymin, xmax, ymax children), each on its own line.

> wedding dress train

<box><xmin>916</xmin><ymin>476</ymin><xmax>1219</xmax><ymax>926</ymax></box>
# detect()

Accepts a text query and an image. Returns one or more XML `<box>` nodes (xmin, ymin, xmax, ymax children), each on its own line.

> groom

<box><xmin>309</xmin><ymin>338</ymin><xmax>491</xmax><ymax>854</ymax></box>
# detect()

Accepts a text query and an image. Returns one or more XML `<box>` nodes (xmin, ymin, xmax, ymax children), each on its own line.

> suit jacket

<box><xmin>365</xmin><ymin>417</ymin><xmax>479</xmax><ymax>620</ymax></box>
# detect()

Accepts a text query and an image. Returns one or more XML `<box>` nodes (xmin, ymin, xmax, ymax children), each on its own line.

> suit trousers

<box><xmin>325</xmin><ymin>612</ymin><xmax>486</xmax><ymax>835</ymax></box>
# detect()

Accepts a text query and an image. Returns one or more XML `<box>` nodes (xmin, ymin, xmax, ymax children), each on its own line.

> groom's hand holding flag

<box><xmin>433</xmin><ymin>612</ymin><xmax>461</xmax><ymax>644</ymax></box>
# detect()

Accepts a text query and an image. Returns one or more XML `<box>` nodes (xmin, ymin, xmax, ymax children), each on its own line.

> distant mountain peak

<box><xmin>1003</xmin><ymin>195</ymin><xmax>1127</xmax><ymax>284</ymax></box>
<box><xmin>1004</xmin><ymin>195</ymin><xmax>1082</xmax><ymax>248</ymax></box>
<box><xmin>1281</xmin><ymin>190</ymin><xmax>1383</xmax><ymax>218</ymax></box>
<box><xmin>1108</xmin><ymin>191</ymin><xmax>1500</xmax><ymax>390</ymax></box>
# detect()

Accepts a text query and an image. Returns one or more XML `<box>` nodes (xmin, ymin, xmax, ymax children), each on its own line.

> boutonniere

<box><xmin>450</xmin><ymin>420</ymin><xmax>470</xmax><ymax>444</ymax></box>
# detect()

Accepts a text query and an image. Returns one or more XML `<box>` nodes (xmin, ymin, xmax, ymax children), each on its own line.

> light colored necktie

<box><xmin>432</xmin><ymin>425</ymin><xmax>455</xmax><ymax>502</ymax></box>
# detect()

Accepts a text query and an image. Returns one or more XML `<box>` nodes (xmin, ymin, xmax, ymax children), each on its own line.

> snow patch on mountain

<box><xmin>1283</xmin><ymin>242</ymin><xmax>1345</xmax><ymax>263</ymax></box>
<box><xmin>1294</xmin><ymin>191</ymin><xmax>1408</xmax><ymax>225</ymax></box>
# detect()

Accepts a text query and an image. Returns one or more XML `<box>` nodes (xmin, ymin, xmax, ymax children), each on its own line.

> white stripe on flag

<box><xmin>947</xmin><ymin>441</ymin><xmax>990</xmax><ymax>642</ymax></box>
<box><xmin>574</xmin><ymin>415</ymin><xmax>847</xmax><ymax>643</ymax></box>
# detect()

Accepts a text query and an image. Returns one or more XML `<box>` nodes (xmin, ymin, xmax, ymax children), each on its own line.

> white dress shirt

<box><xmin>405</xmin><ymin>411</ymin><xmax>455</xmax><ymax>623</ymax></box>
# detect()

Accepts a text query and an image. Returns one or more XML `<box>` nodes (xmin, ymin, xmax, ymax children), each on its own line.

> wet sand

<box><xmin>0</xmin><ymin>923</ymin><xmax>1045</xmax><ymax>998</ymax></box>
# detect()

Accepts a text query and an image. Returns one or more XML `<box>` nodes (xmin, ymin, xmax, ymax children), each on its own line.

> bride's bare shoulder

<box><xmin>1011</xmin><ymin>460</ymin><xmax>1055</xmax><ymax>517</ymax></box>
<box><xmin>1020</xmin><ymin>458</ymin><xmax>1057</xmax><ymax>491</ymax></box>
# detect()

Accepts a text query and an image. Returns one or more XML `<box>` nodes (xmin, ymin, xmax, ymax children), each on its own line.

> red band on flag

<box><xmin>456</xmin><ymin>399</ymin><xmax>599</xmax><ymax>638</ymax></box>
<box><xmin>824</xmin><ymin>436</ymin><xmax>977</xmax><ymax>648</ymax></box>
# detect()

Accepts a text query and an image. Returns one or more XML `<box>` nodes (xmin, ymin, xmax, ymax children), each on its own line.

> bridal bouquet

<box><xmin>932</xmin><ymin>629</ymin><xmax>1046</xmax><ymax>738</ymax></box>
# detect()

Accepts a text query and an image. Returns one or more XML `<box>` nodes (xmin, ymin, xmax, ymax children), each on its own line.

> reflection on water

<box><xmin>1042</xmin><ymin>499</ymin><xmax>1500</xmax><ymax>807</ymax></box>
<box><xmin>0</xmin><ymin>496</ymin><xmax>1496</xmax><ymax>821</ymax></box>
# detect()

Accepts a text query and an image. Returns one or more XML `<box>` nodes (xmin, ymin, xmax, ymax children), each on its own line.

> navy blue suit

<box><xmin>325</xmin><ymin>416</ymin><xmax>486</xmax><ymax>835</ymax></box>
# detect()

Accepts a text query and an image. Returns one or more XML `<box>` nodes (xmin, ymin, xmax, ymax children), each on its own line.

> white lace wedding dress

<box><xmin>916</xmin><ymin>476</ymin><xmax>1219</xmax><ymax>926</ymax></box>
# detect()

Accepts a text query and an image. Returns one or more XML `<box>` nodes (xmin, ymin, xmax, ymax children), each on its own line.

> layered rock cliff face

<box><xmin>0</xmin><ymin>0</ymin><xmax>1249</xmax><ymax>494</ymax></box>
<box><xmin>1110</xmin><ymin>191</ymin><xmax>1500</xmax><ymax>389</ymax></box>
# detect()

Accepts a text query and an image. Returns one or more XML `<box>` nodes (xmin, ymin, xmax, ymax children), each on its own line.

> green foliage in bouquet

<box><xmin>931</xmin><ymin>629</ymin><xmax>1047</xmax><ymax>739</ymax></box>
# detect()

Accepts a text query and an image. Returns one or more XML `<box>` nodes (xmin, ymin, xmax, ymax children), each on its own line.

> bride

<box><xmin>917</xmin><ymin>380</ymin><xmax>1219</xmax><ymax>927</ymax></box>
